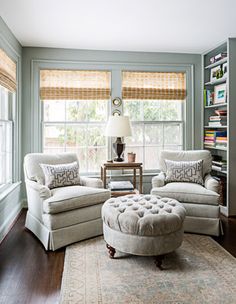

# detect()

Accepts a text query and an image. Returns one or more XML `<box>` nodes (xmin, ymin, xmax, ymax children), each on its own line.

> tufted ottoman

<box><xmin>102</xmin><ymin>194</ymin><xmax>186</xmax><ymax>268</ymax></box>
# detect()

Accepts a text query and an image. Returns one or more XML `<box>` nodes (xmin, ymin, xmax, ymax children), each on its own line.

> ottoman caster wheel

<box><xmin>155</xmin><ymin>255</ymin><xmax>165</xmax><ymax>270</ymax></box>
<box><xmin>106</xmin><ymin>243</ymin><xmax>116</xmax><ymax>258</ymax></box>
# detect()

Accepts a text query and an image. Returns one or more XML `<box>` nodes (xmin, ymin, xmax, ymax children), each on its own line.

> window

<box><xmin>0</xmin><ymin>49</ymin><xmax>16</xmax><ymax>188</ymax></box>
<box><xmin>123</xmin><ymin>71</ymin><xmax>186</xmax><ymax>170</ymax></box>
<box><xmin>40</xmin><ymin>70</ymin><xmax>111</xmax><ymax>173</ymax></box>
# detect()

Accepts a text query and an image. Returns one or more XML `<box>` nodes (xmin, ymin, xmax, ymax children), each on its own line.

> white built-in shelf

<box><xmin>212</xmin><ymin>165</ymin><xmax>227</xmax><ymax>175</ymax></box>
<box><xmin>204</xmin><ymin>103</ymin><xmax>227</xmax><ymax>109</ymax></box>
<box><xmin>205</xmin><ymin>77</ymin><xmax>227</xmax><ymax>86</ymax></box>
<box><xmin>204</xmin><ymin>126</ymin><xmax>227</xmax><ymax>129</ymax></box>
<box><xmin>205</xmin><ymin>57</ymin><xmax>227</xmax><ymax>69</ymax></box>
<box><xmin>204</xmin><ymin>145</ymin><xmax>227</xmax><ymax>151</ymax></box>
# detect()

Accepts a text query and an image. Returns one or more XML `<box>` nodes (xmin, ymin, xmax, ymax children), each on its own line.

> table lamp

<box><xmin>105</xmin><ymin>115</ymin><xmax>132</xmax><ymax>162</ymax></box>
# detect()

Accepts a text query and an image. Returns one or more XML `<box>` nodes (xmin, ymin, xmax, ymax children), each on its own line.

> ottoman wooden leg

<box><xmin>155</xmin><ymin>255</ymin><xmax>165</xmax><ymax>270</ymax></box>
<box><xmin>106</xmin><ymin>243</ymin><xmax>116</xmax><ymax>258</ymax></box>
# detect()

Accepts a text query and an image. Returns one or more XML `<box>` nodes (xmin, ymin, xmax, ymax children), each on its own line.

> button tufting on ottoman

<box><xmin>102</xmin><ymin>194</ymin><xmax>186</xmax><ymax>264</ymax></box>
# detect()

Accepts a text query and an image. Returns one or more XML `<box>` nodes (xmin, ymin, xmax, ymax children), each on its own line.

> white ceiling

<box><xmin>0</xmin><ymin>0</ymin><xmax>236</xmax><ymax>54</ymax></box>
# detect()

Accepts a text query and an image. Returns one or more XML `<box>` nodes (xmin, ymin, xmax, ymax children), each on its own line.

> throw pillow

<box><xmin>165</xmin><ymin>159</ymin><xmax>204</xmax><ymax>185</ymax></box>
<box><xmin>40</xmin><ymin>161</ymin><xmax>80</xmax><ymax>189</ymax></box>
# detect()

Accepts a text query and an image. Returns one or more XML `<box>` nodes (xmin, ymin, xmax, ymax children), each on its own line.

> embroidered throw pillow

<box><xmin>40</xmin><ymin>161</ymin><xmax>80</xmax><ymax>189</ymax></box>
<box><xmin>165</xmin><ymin>159</ymin><xmax>204</xmax><ymax>185</ymax></box>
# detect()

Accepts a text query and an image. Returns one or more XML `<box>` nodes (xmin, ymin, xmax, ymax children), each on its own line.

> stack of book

<box><xmin>204</xmin><ymin>130</ymin><xmax>215</xmax><ymax>147</ymax></box>
<box><xmin>215</xmin><ymin>135</ymin><xmax>227</xmax><ymax>148</ymax></box>
<box><xmin>204</xmin><ymin>130</ymin><xmax>227</xmax><ymax>148</ymax></box>
<box><xmin>212</xmin><ymin>160</ymin><xmax>227</xmax><ymax>172</ymax></box>
<box><xmin>209</xmin><ymin>115</ymin><xmax>227</xmax><ymax>127</ymax></box>
<box><xmin>208</xmin><ymin>109</ymin><xmax>227</xmax><ymax>127</ymax></box>
<box><xmin>108</xmin><ymin>181</ymin><xmax>134</xmax><ymax>193</ymax></box>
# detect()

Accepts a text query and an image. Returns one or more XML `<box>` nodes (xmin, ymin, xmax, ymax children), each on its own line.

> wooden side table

<box><xmin>100</xmin><ymin>162</ymin><xmax>143</xmax><ymax>196</ymax></box>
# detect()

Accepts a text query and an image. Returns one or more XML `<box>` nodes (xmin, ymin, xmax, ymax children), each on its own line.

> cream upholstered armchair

<box><xmin>24</xmin><ymin>153</ymin><xmax>110</xmax><ymax>250</ymax></box>
<box><xmin>151</xmin><ymin>150</ymin><xmax>222</xmax><ymax>236</ymax></box>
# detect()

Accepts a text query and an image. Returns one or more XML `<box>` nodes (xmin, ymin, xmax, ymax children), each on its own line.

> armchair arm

<box><xmin>80</xmin><ymin>176</ymin><xmax>103</xmax><ymax>188</ymax></box>
<box><xmin>152</xmin><ymin>172</ymin><xmax>166</xmax><ymax>188</ymax></box>
<box><xmin>204</xmin><ymin>174</ymin><xmax>220</xmax><ymax>193</ymax></box>
<box><xmin>25</xmin><ymin>179</ymin><xmax>51</xmax><ymax>200</ymax></box>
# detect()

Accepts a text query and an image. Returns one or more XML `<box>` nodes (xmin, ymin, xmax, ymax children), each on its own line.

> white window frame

<box><xmin>32</xmin><ymin>61</ymin><xmax>194</xmax><ymax>175</ymax></box>
<box><xmin>0</xmin><ymin>85</ymin><xmax>14</xmax><ymax>187</ymax></box>
<box><xmin>41</xmin><ymin>98</ymin><xmax>110</xmax><ymax>174</ymax></box>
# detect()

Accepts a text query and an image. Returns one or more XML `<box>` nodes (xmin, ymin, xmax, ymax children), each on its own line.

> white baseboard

<box><xmin>0</xmin><ymin>201</ymin><xmax>23</xmax><ymax>244</ymax></box>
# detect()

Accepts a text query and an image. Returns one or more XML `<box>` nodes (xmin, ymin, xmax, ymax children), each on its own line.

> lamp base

<box><xmin>114</xmin><ymin>156</ymin><xmax>124</xmax><ymax>162</ymax></box>
<box><xmin>113</xmin><ymin>137</ymin><xmax>125</xmax><ymax>162</ymax></box>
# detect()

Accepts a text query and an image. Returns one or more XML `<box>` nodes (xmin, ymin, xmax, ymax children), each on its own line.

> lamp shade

<box><xmin>105</xmin><ymin>115</ymin><xmax>132</xmax><ymax>137</ymax></box>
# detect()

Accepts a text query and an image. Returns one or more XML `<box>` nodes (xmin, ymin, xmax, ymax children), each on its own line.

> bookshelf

<box><xmin>203</xmin><ymin>38</ymin><xmax>236</xmax><ymax>216</ymax></box>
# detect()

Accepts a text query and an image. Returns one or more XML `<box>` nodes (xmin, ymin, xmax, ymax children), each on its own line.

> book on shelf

<box><xmin>214</xmin><ymin>109</ymin><xmax>227</xmax><ymax>116</ymax></box>
<box><xmin>204</xmin><ymin>89</ymin><xmax>214</xmax><ymax>106</ymax></box>
<box><xmin>208</xmin><ymin>110</ymin><xmax>227</xmax><ymax>126</ymax></box>
<box><xmin>212</xmin><ymin>160</ymin><xmax>227</xmax><ymax>171</ymax></box>
<box><xmin>209</xmin><ymin>115</ymin><xmax>227</xmax><ymax>121</ymax></box>
<box><xmin>208</xmin><ymin>121</ymin><xmax>227</xmax><ymax>126</ymax></box>
<box><xmin>204</xmin><ymin>130</ymin><xmax>227</xmax><ymax>148</ymax></box>
<box><xmin>108</xmin><ymin>181</ymin><xmax>134</xmax><ymax>191</ymax></box>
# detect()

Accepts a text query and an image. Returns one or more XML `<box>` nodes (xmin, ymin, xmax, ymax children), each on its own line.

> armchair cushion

<box><xmin>40</xmin><ymin>161</ymin><xmax>80</xmax><ymax>189</ymax></box>
<box><xmin>165</xmin><ymin>159</ymin><xmax>204</xmax><ymax>185</ymax></box>
<box><xmin>80</xmin><ymin>176</ymin><xmax>103</xmax><ymax>188</ymax></box>
<box><xmin>151</xmin><ymin>182</ymin><xmax>219</xmax><ymax>205</ymax></box>
<box><xmin>152</xmin><ymin>172</ymin><xmax>166</xmax><ymax>188</ymax></box>
<box><xmin>204</xmin><ymin>174</ymin><xmax>220</xmax><ymax>193</ymax></box>
<box><xmin>43</xmin><ymin>185</ymin><xmax>110</xmax><ymax>214</ymax></box>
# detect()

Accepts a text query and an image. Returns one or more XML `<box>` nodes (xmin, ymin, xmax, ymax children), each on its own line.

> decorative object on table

<box><xmin>105</xmin><ymin>115</ymin><xmax>132</xmax><ymax>162</ymax></box>
<box><xmin>127</xmin><ymin>152</ymin><xmax>136</xmax><ymax>163</ymax></box>
<box><xmin>60</xmin><ymin>234</ymin><xmax>236</xmax><ymax>304</ymax></box>
<box><xmin>210</xmin><ymin>65</ymin><xmax>223</xmax><ymax>82</ymax></box>
<box><xmin>112</xmin><ymin>109</ymin><xmax>121</xmax><ymax>116</ymax></box>
<box><xmin>102</xmin><ymin>194</ymin><xmax>186</xmax><ymax>269</ymax></box>
<box><xmin>214</xmin><ymin>83</ymin><xmax>227</xmax><ymax>104</ymax></box>
<box><xmin>112</xmin><ymin>97</ymin><xmax>122</xmax><ymax>107</ymax></box>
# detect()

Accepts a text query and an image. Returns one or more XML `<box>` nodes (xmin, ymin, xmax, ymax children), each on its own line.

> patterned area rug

<box><xmin>60</xmin><ymin>234</ymin><xmax>236</xmax><ymax>304</ymax></box>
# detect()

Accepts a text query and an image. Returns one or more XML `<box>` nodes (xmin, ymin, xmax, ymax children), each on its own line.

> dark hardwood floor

<box><xmin>0</xmin><ymin>210</ymin><xmax>236</xmax><ymax>304</ymax></box>
<box><xmin>0</xmin><ymin>210</ymin><xmax>65</xmax><ymax>304</ymax></box>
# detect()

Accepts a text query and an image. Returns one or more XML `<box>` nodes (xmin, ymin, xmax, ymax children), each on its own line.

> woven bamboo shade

<box><xmin>0</xmin><ymin>48</ymin><xmax>17</xmax><ymax>92</ymax></box>
<box><xmin>40</xmin><ymin>70</ymin><xmax>111</xmax><ymax>100</ymax></box>
<box><xmin>122</xmin><ymin>71</ymin><xmax>186</xmax><ymax>100</ymax></box>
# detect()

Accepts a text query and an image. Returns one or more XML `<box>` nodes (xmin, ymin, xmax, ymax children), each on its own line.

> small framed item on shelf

<box><xmin>214</xmin><ymin>83</ymin><xmax>227</xmax><ymax>104</ymax></box>
<box><xmin>210</xmin><ymin>65</ymin><xmax>223</xmax><ymax>82</ymax></box>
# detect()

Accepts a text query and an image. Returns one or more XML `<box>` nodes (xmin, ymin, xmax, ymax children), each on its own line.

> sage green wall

<box><xmin>22</xmin><ymin>47</ymin><xmax>202</xmax><ymax>155</ymax></box>
<box><xmin>0</xmin><ymin>16</ymin><xmax>22</xmax><ymax>242</ymax></box>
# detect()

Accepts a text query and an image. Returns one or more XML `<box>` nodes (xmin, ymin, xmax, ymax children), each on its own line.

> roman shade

<box><xmin>122</xmin><ymin>71</ymin><xmax>186</xmax><ymax>100</ymax></box>
<box><xmin>40</xmin><ymin>70</ymin><xmax>111</xmax><ymax>100</ymax></box>
<box><xmin>0</xmin><ymin>48</ymin><xmax>17</xmax><ymax>92</ymax></box>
